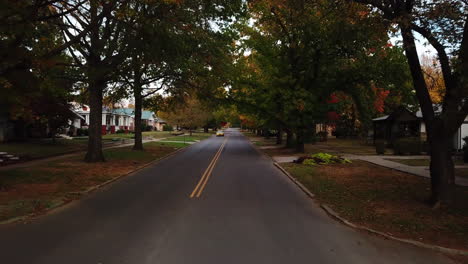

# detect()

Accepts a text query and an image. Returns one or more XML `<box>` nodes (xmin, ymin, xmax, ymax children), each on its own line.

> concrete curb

<box><xmin>320</xmin><ymin>204</ymin><xmax>468</xmax><ymax>256</ymax></box>
<box><xmin>0</xmin><ymin>143</ymin><xmax>192</xmax><ymax>226</ymax></box>
<box><xmin>273</xmin><ymin>162</ymin><xmax>315</xmax><ymax>199</ymax></box>
<box><xmin>247</xmin><ymin>138</ymin><xmax>315</xmax><ymax>199</ymax></box>
<box><xmin>272</xmin><ymin>161</ymin><xmax>468</xmax><ymax>257</ymax></box>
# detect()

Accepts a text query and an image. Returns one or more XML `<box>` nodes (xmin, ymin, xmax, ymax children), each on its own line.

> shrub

<box><xmin>423</xmin><ymin>141</ymin><xmax>430</xmax><ymax>154</ymax></box>
<box><xmin>393</xmin><ymin>140</ymin><xmax>403</xmax><ymax>155</ymax></box>
<box><xmin>116</xmin><ymin>129</ymin><xmax>126</xmax><ymax>134</ymax></box>
<box><xmin>163</xmin><ymin>125</ymin><xmax>173</xmax><ymax>131</ymax></box>
<box><xmin>294</xmin><ymin>152</ymin><xmax>351</xmax><ymax>166</ymax></box>
<box><xmin>77</xmin><ymin>128</ymin><xmax>88</xmax><ymax>136</ymax></box>
<box><xmin>375</xmin><ymin>140</ymin><xmax>385</xmax><ymax>155</ymax></box>
<box><xmin>139</xmin><ymin>124</ymin><xmax>153</xmax><ymax>132</ymax></box>
<box><xmin>303</xmin><ymin>159</ymin><xmax>317</xmax><ymax>166</ymax></box>
<box><xmin>317</xmin><ymin>131</ymin><xmax>328</xmax><ymax>142</ymax></box>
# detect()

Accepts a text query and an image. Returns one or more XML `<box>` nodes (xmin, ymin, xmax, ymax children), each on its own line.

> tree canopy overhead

<box><xmin>230</xmin><ymin>0</ymin><xmax>415</xmax><ymax>151</ymax></box>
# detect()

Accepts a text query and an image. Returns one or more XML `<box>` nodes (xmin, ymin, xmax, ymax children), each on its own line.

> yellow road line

<box><xmin>190</xmin><ymin>137</ymin><xmax>228</xmax><ymax>198</ymax></box>
<box><xmin>195</xmin><ymin>140</ymin><xmax>226</xmax><ymax>198</ymax></box>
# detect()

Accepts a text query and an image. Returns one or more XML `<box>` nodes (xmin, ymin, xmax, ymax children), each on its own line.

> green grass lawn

<box><xmin>307</xmin><ymin>138</ymin><xmax>377</xmax><ymax>155</ymax></box>
<box><xmin>102</xmin><ymin>133</ymin><xmax>135</xmax><ymax>140</ymax></box>
<box><xmin>164</xmin><ymin>133</ymin><xmax>212</xmax><ymax>142</ymax></box>
<box><xmin>0</xmin><ymin>141</ymin><xmax>187</xmax><ymax>223</ymax></box>
<box><xmin>254</xmin><ymin>139</ymin><xmax>278</xmax><ymax>146</ymax></box>
<box><xmin>150</xmin><ymin>141</ymin><xmax>191</xmax><ymax>148</ymax></box>
<box><xmin>244</xmin><ymin>132</ymin><xmax>377</xmax><ymax>156</ymax></box>
<box><xmin>0</xmin><ymin>132</ymin><xmax>187</xmax><ymax>161</ymax></box>
<box><xmin>0</xmin><ymin>139</ymin><xmax>88</xmax><ymax>160</ymax></box>
<box><xmin>0</xmin><ymin>137</ymin><xmax>127</xmax><ymax>160</ymax></box>
<box><xmin>142</xmin><ymin>131</ymin><xmax>174</xmax><ymax>138</ymax></box>
<box><xmin>87</xmin><ymin>131</ymin><xmax>173</xmax><ymax>140</ymax></box>
<box><xmin>282</xmin><ymin>161</ymin><xmax>468</xmax><ymax>249</ymax></box>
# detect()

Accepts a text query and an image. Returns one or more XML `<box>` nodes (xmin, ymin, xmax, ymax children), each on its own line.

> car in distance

<box><xmin>216</xmin><ymin>130</ymin><xmax>224</xmax><ymax>137</ymax></box>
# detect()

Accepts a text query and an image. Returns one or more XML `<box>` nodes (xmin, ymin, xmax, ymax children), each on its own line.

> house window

<box><xmin>115</xmin><ymin>116</ymin><xmax>119</xmax><ymax>126</ymax></box>
<box><xmin>106</xmin><ymin>115</ymin><xmax>111</xmax><ymax>125</ymax></box>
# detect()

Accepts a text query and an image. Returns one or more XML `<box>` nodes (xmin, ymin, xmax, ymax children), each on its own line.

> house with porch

<box><xmin>142</xmin><ymin>110</ymin><xmax>155</xmax><ymax>129</ymax></box>
<box><xmin>115</xmin><ymin>109</ymin><xmax>165</xmax><ymax>131</ymax></box>
<box><xmin>372</xmin><ymin>106</ymin><xmax>468</xmax><ymax>150</ymax></box>
<box><xmin>72</xmin><ymin>103</ymin><xmax>134</xmax><ymax>135</ymax></box>
<box><xmin>154</xmin><ymin>117</ymin><xmax>167</xmax><ymax>131</ymax></box>
<box><xmin>141</xmin><ymin>110</ymin><xmax>167</xmax><ymax>131</ymax></box>
<box><xmin>72</xmin><ymin>103</ymin><xmax>166</xmax><ymax>134</ymax></box>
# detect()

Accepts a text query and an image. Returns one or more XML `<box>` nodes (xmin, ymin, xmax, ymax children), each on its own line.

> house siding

<box><xmin>72</xmin><ymin>103</ymin><xmax>162</xmax><ymax>135</ymax></box>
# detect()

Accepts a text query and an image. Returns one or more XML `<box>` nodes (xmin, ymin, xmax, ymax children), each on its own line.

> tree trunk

<box><xmin>51</xmin><ymin>128</ymin><xmax>56</xmax><ymax>143</ymax></box>
<box><xmin>133</xmin><ymin>85</ymin><xmax>143</xmax><ymax>151</ymax></box>
<box><xmin>84</xmin><ymin>2</ymin><xmax>105</xmax><ymax>162</ymax></box>
<box><xmin>296</xmin><ymin>130</ymin><xmax>305</xmax><ymax>153</ymax></box>
<box><xmin>286</xmin><ymin>129</ymin><xmax>294</xmax><ymax>148</ymax></box>
<box><xmin>305</xmin><ymin>125</ymin><xmax>316</xmax><ymax>144</ymax></box>
<box><xmin>85</xmin><ymin>79</ymin><xmax>105</xmax><ymax>162</ymax></box>
<box><xmin>276</xmin><ymin>125</ymin><xmax>283</xmax><ymax>145</ymax></box>
<box><xmin>204</xmin><ymin>126</ymin><xmax>208</xmax><ymax>133</ymax></box>
<box><xmin>189</xmin><ymin>129</ymin><xmax>193</xmax><ymax>136</ymax></box>
<box><xmin>429</xmin><ymin>128</ymin><xmax>456</xmax><ymax>207</ymax></box>
<box><xmin>400</xmin><ymin>24</ymin><xmax>457</xmax><ymax>207</ymax></box>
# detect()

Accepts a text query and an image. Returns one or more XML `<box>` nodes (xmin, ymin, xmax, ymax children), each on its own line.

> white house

<box><xmin>72</xmin><ymin>103</ymin><xmax>134</xmax><ymax>134</ymax></box>
<box><xmin>71</xmin><ymin>103</ymin><xmax>165</xmax><ymax>134</ymax></box>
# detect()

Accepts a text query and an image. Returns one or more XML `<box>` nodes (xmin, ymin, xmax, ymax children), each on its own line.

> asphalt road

<box><xmin>0</xmin><ymin>128</ymin><xmax>456</xmax><ymax>263</ymax></box>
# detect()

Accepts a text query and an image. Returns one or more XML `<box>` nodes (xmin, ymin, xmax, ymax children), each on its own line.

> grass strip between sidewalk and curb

<box><xmin>0</xmin><ymin>141</ymin><xmax>196</xmax><ymax>225</ymax></box>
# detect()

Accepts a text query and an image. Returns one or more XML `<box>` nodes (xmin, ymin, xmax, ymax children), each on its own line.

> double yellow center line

<box><xmin>190</xmin><ymin>137</ymin><xmax>228</xmax><ymax>198</ymax></box>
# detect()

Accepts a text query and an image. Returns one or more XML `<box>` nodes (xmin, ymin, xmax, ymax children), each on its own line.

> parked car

<box><xmin>216</xmin><ymin>130</ymin><xmax>224</xmax><ymax>137</ymax></box>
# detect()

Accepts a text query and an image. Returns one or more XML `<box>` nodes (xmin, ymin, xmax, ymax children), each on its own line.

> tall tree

<box><xmin>159</xmin><ymin>96</ymin><xmax>213</xmax><ymax>135</ymax></box>
<box><xmin>57</xmin><ymin>1</ymin><xmax>135</xmax><ymax>162</ymax></box>
<box><xmin>351</xmin><ymin>0</ymin><xmax>468</xmax><ymax>207</ymax></box>
<box><xmin>233</xmin><ymin>0</ymin><xmax>407</xmax><ymax>151</ymax></box>
<box><xmin>0</xmin><ymin>1</ymin><xmax>77</xmax><ymax>140</ymax></box>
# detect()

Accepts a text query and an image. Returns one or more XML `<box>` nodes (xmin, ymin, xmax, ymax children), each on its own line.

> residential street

<box><xmin>0</xmin><ymin>129</ymin><xmax>456</xmax><ymax>263</ymax></box>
